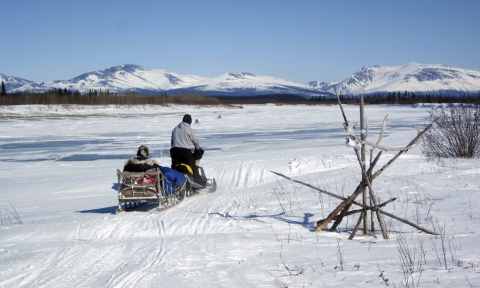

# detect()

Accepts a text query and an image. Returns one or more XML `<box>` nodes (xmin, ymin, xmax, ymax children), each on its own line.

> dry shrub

<box><xmin>422</xmin><ymin>104</ymin><xmax>480</xmax><ymax>162</ymax></box>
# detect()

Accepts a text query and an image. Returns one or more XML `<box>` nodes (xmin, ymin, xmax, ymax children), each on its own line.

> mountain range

<box><xmin>1</xmin><ymin>63</ymin><xmax>480</xmax><ymax>97</ymax></box>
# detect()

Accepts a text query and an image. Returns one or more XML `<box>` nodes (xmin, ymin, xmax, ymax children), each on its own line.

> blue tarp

<box><xmin>160</xmin><ymin>167</ymin><xmax>186</xmax><ymax>196</ymax></box>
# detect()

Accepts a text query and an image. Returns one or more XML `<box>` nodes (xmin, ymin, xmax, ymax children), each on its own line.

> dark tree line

<box><xmin>213</xmin><ymin>92</ymin><xmax>479</xmax><ymax>105</ymax></box>
<box><xmin>310</xmin><ymin>91</ymin><xmax>480</xmax><ymax>105</ymax></box>
<box><xmin>0</xmin><ymin>89</ymin><xmax>221</xmax><ymax>106</ymax></box>
<box><xmin>1</xmin><ymin>88</ymin><xmax>479</xmax><ymax>106</ymax></box>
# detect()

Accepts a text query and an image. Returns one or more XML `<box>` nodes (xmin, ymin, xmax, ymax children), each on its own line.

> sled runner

<box><xmin>116</xmin><ymin>167</ymin><xmax>188</xmax><ymax>213</ymax></box>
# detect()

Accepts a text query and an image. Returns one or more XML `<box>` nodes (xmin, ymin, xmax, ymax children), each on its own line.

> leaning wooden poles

<box><xmin>315</xmin><ymin>92</ymin><xmax>437</xmax><ymax>237</ymax></box>
<box><xmin>271</xmin><ymin>90</ymin><xmax>438</xmax><ymax>239</ymax></box>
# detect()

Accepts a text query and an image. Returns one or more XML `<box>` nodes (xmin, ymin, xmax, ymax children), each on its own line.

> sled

<box><xmin>116</xmin><ymin>168</ymin><xmax>187</xmax><ymax>213</ymax></box>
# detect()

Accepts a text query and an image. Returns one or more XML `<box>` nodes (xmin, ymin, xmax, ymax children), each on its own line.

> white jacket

<box><xmin>171</xmin><ymin>122</ymin><xmax>200</xmax><ymax>149</ymax></box>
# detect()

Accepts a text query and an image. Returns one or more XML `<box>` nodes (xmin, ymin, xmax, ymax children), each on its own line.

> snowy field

<box><xmin>1</xmin><ymin>104</ymin><xmax>479</xmax><ymax>287</ymax></box>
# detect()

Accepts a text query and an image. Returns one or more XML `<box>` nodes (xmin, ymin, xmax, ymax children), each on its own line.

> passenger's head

<box><xmin>137</xmin><ymin>145</ymin><xmax>149</xmax><ymax>157</ymax></box>
<box><xmin>182</xmin><ymin>114</ymin><xmax>192</xmax><ymax>125</ymax></box>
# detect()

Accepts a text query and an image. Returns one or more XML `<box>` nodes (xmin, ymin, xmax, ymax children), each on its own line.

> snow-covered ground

<box><xmin>1</xmin><ymin>104</ymin><xmax>479</xmax><ymax>287</ymax></box>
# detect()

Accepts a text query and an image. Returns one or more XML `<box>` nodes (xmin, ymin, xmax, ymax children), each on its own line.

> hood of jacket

<box><xmin>177</xmin><ymin>122</ymin><xmax>190</xmax><ymax>129</ymax></box>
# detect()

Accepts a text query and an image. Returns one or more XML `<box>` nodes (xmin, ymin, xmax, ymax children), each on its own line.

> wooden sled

<box><xmin>116</xmin><ymin>169</ymin><xmax>187</xmax><ymax>213</ymax></box>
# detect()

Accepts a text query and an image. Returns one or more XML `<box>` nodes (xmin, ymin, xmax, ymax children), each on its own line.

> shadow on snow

<box><xmin>210</xmin><ymin>211</ymin><xmax>318</xmax><ymax>230</ymax></box>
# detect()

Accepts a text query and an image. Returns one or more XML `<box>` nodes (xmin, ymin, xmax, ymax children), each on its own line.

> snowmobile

<box><xmin>172</xmin><ymin>148</ymin><xmax>217</xmax><ymax>196</ymax></box>
<box><xmin>173</xmin><ymin>162</ymin><xmax>217</xmax><ymax>195</ymax></box>
<box><xmin>115</xmin><ymin>167</ymin><xmax>188</xmax><ymax>213</ymax></box>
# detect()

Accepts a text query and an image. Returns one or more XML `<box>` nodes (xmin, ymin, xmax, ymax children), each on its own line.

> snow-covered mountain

<box><xmin>10</xmin><ymin>64</ymin><xmax>323</xmax><ymax>97</ymax></box>
<box><xmin>3</xmin><ymin>63</ymin><xmax>480</xmax><ymax>97</ymax></box>
<box><xmin>171</xmin><ymin>72</ymin><xmax>326</xmax><ymax>96</ymax></box>
<box><xmin>306</xmin><ymin>81</ymin><xmax>338</xmax><ymax>91</ymax></box>
<box><xmin>0</xmin><ymin>74</ymin><xmax>35</xmax><ymax>91</ymax></box>
<box><xmin>13</xmin><ymin>64</ymin><xmax>207</xmax><ymax>94</ymax></box>
<box><xmin>329</xmin><ymin>63</ymin><xmax>480</xmax><ymax>96</ymax></box>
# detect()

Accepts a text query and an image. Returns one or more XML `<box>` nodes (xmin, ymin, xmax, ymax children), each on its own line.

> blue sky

<box><xmin>1</xmin><ymin>0</ymin><xmax>479</xmax><ymax>83</ymax></box>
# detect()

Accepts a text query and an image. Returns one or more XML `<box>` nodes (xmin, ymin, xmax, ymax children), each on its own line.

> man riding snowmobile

<box><xmin>170</xmin><ymin>114</ymin><xmax>205</xmax><ymax>187</ymax></box>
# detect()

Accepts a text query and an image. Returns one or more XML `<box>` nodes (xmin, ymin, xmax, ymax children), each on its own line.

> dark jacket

<box><xmin>123</xmin><ymin>156</ymin><xmax>160</xmax><ymax>172</ymax></box>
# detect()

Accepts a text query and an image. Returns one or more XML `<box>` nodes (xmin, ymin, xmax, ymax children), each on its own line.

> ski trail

<box><xmin>109</xmin><ymin>238</ymin><xmax>166</xmax><ymax>287</ymax></box>
<box><xmin>1</xmin><ymin>159</ymin><xmax>268</xmax><ymax>288</ymax></box>
<box><xmin>103</xmin><ymin>218</ymin><xmax>168</xmax><ymax>287</ymax></box>
<box><xmin>227</xmin><ymin>160</ymin><xmax>266</xmax><ymax>190</ymax></box>
<box><xmin>5</xmin><ymin>216</ymin><xmax>172</xmax><ymax>288</ymax></box>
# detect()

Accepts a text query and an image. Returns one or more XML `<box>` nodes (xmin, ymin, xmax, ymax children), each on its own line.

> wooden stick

<box><xmin>354</xmin><ymin>149</ymin><xmax>389</xmax><ymax>239</ymax></box>
<box><xmin>314</xmin><ymin>181</ymin><xmax>367</xmax><ymax>231</ymax></box>
<box><xmin>270</xmin><ymin>170</ymin><xmax>368</xmax><ymax>208</ymax></box>
<box><xmin>315</xmin><ymin>146</ymin><xmax>412</xmax><ymax>231</ymax></box>
<box><xmin>370</xmin><ymin>199</ymin><xmax>375</xmax><ymax>232</ymax></box>
<box><xmin>379</xmin><ymin>209</ymin><xmax>438</xmax><ymax>235</ymax></box>
<box><xmin>270</xmin><ymin>170</ymin><xmax>372</xmax><ymax>233</ymax></box>
<box><xmin>348</xmin><ymin>212</ymin><xmax>364</xmax><ymax>240</ymax></box>
<box><xmin>371</xmin><ymin>121</ymin><xmax>436</xmax><ymax>179</ymax></box>
<box><xmin>328</xmin><ymin>87</ymin><xmax>365</xmax><ymax>233</ymax></box>
<box><xmin>334</xmin><ymin>86</ymin><xmax>348</xmax><ymax>123</ymax></box>
<box><xmin>326</xmin><ymin>198</ymin><xmax>396</xmax><ymax>221</ymax></box>
<box><xmin>367</xmin><ymin>151</ymin><xmax>382</xmax><ymax>175</ymax></box>
<box><xmin>329</xmin><ymin>201</ymin><xmax>354</xmax><ymax>231</ymax></box>
<box><xmin>328</xmin><ymin>151</ymin><xmax>382</xmax><ymax>231</ymax></box>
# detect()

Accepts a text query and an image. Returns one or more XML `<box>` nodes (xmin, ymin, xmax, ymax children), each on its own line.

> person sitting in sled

<box><xmin>123</xmin><ymin>145</ymin><xmax>160</xmax><ymax>172</ymax></box>
<box><xmin>170</xmin><ymin>114</ymin><xmax>204</xmax><ymax>185</ymax></box>
<box><xmin>123</xmin><ymin>145</ymin><xmax>187</xmax><ymax>190</ymax></box>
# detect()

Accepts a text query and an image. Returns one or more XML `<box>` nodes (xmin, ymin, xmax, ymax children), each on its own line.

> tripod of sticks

<box><xmin>271</xmin><ymin>90</ymin><xmax>438</xmax><ymax>240</ymax></box>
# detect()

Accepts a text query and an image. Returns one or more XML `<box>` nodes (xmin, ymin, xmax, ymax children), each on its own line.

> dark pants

<box><xmin>170</xmin><ymin>147</ymin><xmax>202</xmax><ymax>184</ymax></box>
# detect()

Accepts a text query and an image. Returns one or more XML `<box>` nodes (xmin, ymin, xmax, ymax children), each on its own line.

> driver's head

<box><xmin>182</xmin><ymin>114</ymin><xmax>192</xmax><ymax>125</ymax></box>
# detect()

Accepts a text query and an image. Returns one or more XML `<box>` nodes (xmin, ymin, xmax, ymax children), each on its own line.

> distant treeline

<box><xmin>310</xmin><ymin>91</ymin><xmax>480</xmax><ymax>105</ymax></box>
<box><xmin>1</xmin><ymin>88</ymin><xmax>479</xmax><ymax>106</ymax></box>
<box><xmin>212</xmin><ymin>92</ymin><xmax>480</xmax><ymax>105</ymax></box>
<box><xmin>0</xmin><ymin>89</ymin><xmax>221</xmax><ymax>106</ymax></box>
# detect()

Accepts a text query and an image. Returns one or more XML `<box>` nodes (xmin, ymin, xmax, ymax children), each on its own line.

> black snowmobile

<box><xmin>172</xmin><ymin>148</ymin><xmax>217</xmax><ymax>195</ymax></box>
